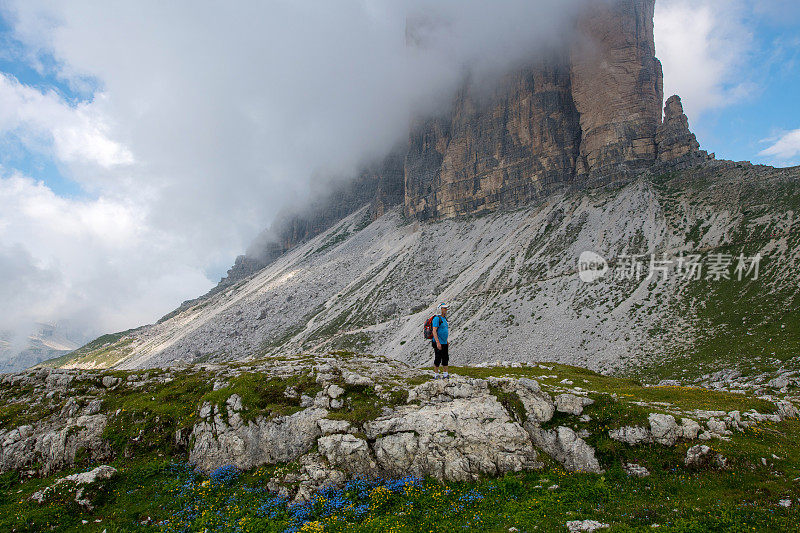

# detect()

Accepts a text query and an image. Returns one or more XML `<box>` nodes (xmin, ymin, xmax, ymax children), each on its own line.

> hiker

<box><xmin>431</xmin><ymin>302</ymin><xmax>449</xmax><ymax>378</ymax></box>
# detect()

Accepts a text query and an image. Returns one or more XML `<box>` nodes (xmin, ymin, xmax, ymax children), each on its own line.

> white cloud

<box><xmin>0</xmin><ymin>73</ymin><xmax>133</xmax><ymax>169</ymax></box>
<box><xmin>759</xmin><ymin>129</ymin><xmax>800</xmax><ymax>164</ymax></box>
<box><xmin>655</xmin><ymin>0</ymin><xmax>755</xmax><ymax>121</ymax></box>
<box><xmin>0</xmin><ymin>171</ymin><xmax>213</xmax><ymax>339</ymax></box>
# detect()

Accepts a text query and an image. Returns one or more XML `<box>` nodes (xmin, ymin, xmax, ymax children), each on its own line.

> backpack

<box><xmin>424</xmin><ymin>315</ymin><xmax>442</xmax><ymax>340</ymax></box>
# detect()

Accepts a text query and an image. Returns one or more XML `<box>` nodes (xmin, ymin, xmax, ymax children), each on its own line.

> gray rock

<box><xmin>622</xmin><ymin>462</ymin><xmax>650</xmax><ymax>477</ymax></box>
<box><xmin>313</xmin><ymin>392</ymin><xmax>330</xmax><ymax>409</ymax></box>
<box><xmin>706</xmin><ymin>418</ymin><xmax>730</xmax><ymax>436</ymax></box>
<box><xmin>1</xmin><ymin>414</ymin><xmax>110</xmax><ymax>475</ymax></box>
<box><xmin>101</xmin><ymin>376</ymin><xmax>120</xmax><ymax>389</ymax></box>
<box><xmin>776</xmin><ymin>401</ymin><xmax>798</xmax><ymax>419</ymax></box>
<box><xmin>609</xmin><ymin>425</ymin><xmax>650</xmax><ymax>445</ymax></box>
<box><xmin>566</xmin><ymin>519</ymin><xmax>610</xmax><ymax>532</ymax></box>
<box><xmin>685</xmin><ymin>444</ymin><xmax>727</xmax><ymax>469</ymax></box>
<box><xmin>327</xmin><ymin>384</ymin><xmax>345</xmax><ymax>399</ymax></box>
<box><xmin>226</xmin><ymin>394</ymin><xmax>243</xmax><ymax>413</ymax></box>
<box><xmin>677</xmin><ymin>418</ymin><xmax>701</xmax><ymax>440</ymax></box>
<box><xmin>85</xmin><ymin>399</ymin><xmax>103</xmax><ymax>415</ymax></box>
<box><xmin>768</xmin><ymin>376</ymin><xmax>789</xmax><ymax>389</ymax></box>
<box><xmin>317</xmin><ymin>419</ymin><xmax>351</xmax><ymax>435</ymax></box>
<box><xmin>648</xmin><ymin>413</ymin><xmax>678</xmax><ymax>445</ymax></box>
<box><xmin>189</xmin><ymin>407</ymin><xmax>328</xmax><ymax>472</ymax></box>
<box><xmin>488</xmin><ymin>377</ymin><xmax>554</xmax><ymax>424</ymax></box>
<box><xmin>527</xmin><ymin>425</ymin><xmax>603</xmax><ymax>473</ymax></box>
<box><xmin>284</xmin><ymin>386</ymin><xmax>299</xmax><ymax>399</ymax></box>
<box><xmin>555</xmin><ymin>394</ymin><xmax>594</xmax><ymax>416</ymax></box>
<box><xmin>267</xmin><ymin>452</ymin><xmax>346</xmax><ymax>502</ymax></box>
<box><xmin>366</xmin><ymin>390</ymin><xmax>541</xmax><ymax>481</ymax></box>
<box><xmin>407</xmin><ymin>377</ymin><xmax>489</xmax><ymax>404</ymax></box>
<box><xmin>341</xmin><ymin>371</ymin><xmax>373</xmax><ymax>387</ymax></box>
<box><xmin>318</xmin><ymin>434</ymin><xmax>377</xmax><ymax>477</ymax></box>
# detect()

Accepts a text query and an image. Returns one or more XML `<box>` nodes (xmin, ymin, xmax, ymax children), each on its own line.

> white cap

<box><xmin>437</xmin><ymin>302</ymin><xmax>449</xmax><ymax>311</ymax></box>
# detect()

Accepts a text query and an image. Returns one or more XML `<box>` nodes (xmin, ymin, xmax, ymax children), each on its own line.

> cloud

<box><xmin>0</xmin><ymin>171</ymin><xmax>213</xmax><ymax>340</ymax></box>
<box><xmin>0</xmin><ymin>73</ymin><xmax>132</xmax><ymax>169</ymax></box>
<box><xmin>0</xmin><ymin>1</ymin><xmax>591</xmax><ymax>361</ymax></box>
<box><xmin>759</xmin><ymin>129</ymin><xmax>800</xmax><ymax>165</ymax></box>
<box><xmin>654</xmin><ymin>0</ymin><xmax>755</xmax><ymax>121</ymax></box>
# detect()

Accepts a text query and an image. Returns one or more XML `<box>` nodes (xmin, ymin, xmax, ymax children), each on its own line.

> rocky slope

<box><xmin>49</xmin><ymin>161</ymin><xmax>800</xmax><ymax>386</ymax></box>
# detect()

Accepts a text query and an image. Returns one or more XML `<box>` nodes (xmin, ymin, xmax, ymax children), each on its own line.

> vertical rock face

<box><xmin>404</xmin><ymin>0</ymin><xmax>668</xmax><ymax>219</ymax></box>
<box><xmin>404</xmin><ymin>58</ymin><xmax>582</xmax><ymax>220</ymax></box>
<box><xmin>656</xmin><ymin>95</ymin><xmax>712</xmax><ymax>166</ymax></box>
<box><xmin>570</xmin><ymin>0</ymin><xmax>663</xmax><ymax>179</ymax></box>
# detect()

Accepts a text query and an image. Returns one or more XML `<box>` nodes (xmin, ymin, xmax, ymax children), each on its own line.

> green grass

<box><xmin>101</xmin><ymin>371</ymin><xmax>211</xmax><ymax>455</ymax></box>
<box><xmin>199</xmin><ymin>372</ymin><xmax>321</xmax><ymax>423</ymax></box>
<box><xmin>326</xmin><ymin>383</ymin><xmax>407</xmax><ymax>426</ymax></box>
<box><xmin>38</xmin><ymin>329</ymin><xmax>142</xmax><ymax>369</ymax></box>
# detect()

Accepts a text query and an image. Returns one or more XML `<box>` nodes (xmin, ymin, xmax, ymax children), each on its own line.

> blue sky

<box><xmin>691</xmin><ymin>8</ymin><xmax>800</xmax><ymax>166</ymax></box>
<box><xmin>0</xmin><ymin>0</ymin><xmax>798</xmax><ymax>356</ymax></box>
<box><xmin>0</xmin><ymin>11</ymin><xmax>94</xmax><ymax>198</ymax></box>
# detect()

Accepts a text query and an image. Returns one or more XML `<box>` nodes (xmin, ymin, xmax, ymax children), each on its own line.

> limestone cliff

<box><xmin>404</xmin><ymin>58</ymin><xmax>583</xmax><ymax>220</ymax></box>
<box><xmin>404</xmin><ymin>0</ymin><xmax>669</xmax><ymax>219</ymax></box>
<box><xmin>570</xmin><ymin>0</ymin><xmax>664</xmax><ymax>179</ymax></box>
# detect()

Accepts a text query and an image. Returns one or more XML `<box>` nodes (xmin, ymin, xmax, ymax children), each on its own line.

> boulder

<box><xmin>648</xmin><ymin>413</ymin><xmax>678</xmax><ymax>445</ymax></box>
<box><xmin>366</xmin><ymin>386</ymin><xmax>541</xmax><ymax>481</ymax></box>
<box><xmin>555</xmin><ymin>394</ymin><xmax>594</xmax><ymax>416</ymax></box>
<box><xmin>527</xmin><ymin>425</ymin><xmax>603</xmax><ymax>473</ymax></box>
<box><xmin>326</xmin><ymin>384</ymin><xmax>345</xmax><ymax>399</ymax></box>
<box><xmin>341</xmin><ymin>371</ymin><xmax>373</xmax><ymax>387</ymax></box>
<box><xmin>677</xmin><ymin>418</ymin><xmax>701</xmax><ymax>440</ymax></box>
<box><xmin>685</xmin><ymin>444</ymin><xmax>727</xmax><ymax>469</ymax></box>
<box><xmin>1</xmin><ymin>414</ymin><xmax>110</xmax><ymax>475</ymax></box>
<box><xmin>609</xmin><ymin>425</ymin><xmax>650</xmax><ymax>445</ymax></box>
<box><xmin>622</xmin><ymin>462</ymin><xmax>650</xmax><ymax>477</ymax></box>
<box><xmin>101</xmin><ymin>376</ymin><xmax>121</xmax><ymax>389</ymax></box>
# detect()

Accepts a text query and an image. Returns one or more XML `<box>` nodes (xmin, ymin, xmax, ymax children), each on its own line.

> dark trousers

<box><xmin>432</xmin><ymin>341</ymin><xmax>449</xmax><ymax>367</ymax></box>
